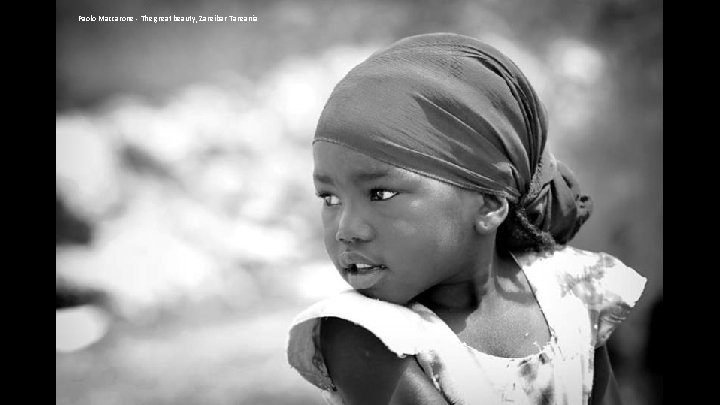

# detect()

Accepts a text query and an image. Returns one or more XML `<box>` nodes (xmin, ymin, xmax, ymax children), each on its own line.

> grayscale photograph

<box><xmin>57</xmin><ymin>1</ymin><xmax>663</xmax><ymax>404</ymax></box>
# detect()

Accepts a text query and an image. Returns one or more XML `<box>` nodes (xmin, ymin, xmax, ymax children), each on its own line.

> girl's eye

<box><xmin>370</xmin><ymin>189</ymin><xmax>398</xmax><ymax>201</ymax></box>
<box><xmin>317</xmin><ymin>193</ymin><xmax>341</xmax><ymax>206</ymax></box>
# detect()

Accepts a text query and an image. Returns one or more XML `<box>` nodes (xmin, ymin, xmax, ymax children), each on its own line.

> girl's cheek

<box><xmin>321</xmin><ymin>207</ymin><xmax>338</xmax><ymax>226</ymax></box>
<box><xmin>320</xmin><ymin>213</ymin><xmax>337</xmax><ymax>245</ymax></box>
<box><xmin>393</xmin><ymin>219</ymin><xmax>418</xmax><ymax>236</ymax></box>
<box><xmin>390</xmin><ymin>199</ymin><xmax>424</xmax><ymax>236</ymax></box>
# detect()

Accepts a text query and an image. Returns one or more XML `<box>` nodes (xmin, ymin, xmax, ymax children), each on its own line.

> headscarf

<box><xmin>313</xmin><ymin>33</ymin><xmax>592</xmax><ymax>248</ymax></box>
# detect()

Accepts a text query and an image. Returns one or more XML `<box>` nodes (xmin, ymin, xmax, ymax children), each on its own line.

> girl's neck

<box><xmin>416</xmin><ymin>249</ymin><xmax>518</xmax><ymax>311</ymax></box>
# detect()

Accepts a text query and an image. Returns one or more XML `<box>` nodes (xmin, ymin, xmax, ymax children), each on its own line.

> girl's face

<box><xmin>313</xmin><ymin>142</ymin><xmax>487</xmax><ymax>305</ymax></box>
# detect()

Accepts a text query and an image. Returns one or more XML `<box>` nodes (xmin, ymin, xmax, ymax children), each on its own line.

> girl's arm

<box><xmin>590</xmin><ymin>344</ymin><xmax>623</xmax><ymax>405</ymax></box>
<box><xmin>320</xmin><ymin>316</ymin><xmax>450</xmax><ymax>405</ymax></box>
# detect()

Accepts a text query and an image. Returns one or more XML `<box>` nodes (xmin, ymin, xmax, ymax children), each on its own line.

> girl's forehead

<box><xmin>312</xmin><ymin>142</ymin><xmax>430</xmax><ymax>188</ymax></box>
<box><xmin>313</xmin><ymin>141</ymin><xmax>474</xmax><ymax>201</ymax></box>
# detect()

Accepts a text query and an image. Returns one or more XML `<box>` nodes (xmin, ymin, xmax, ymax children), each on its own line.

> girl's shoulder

<box><xmin>318</xmin><ymin>315</ymin><xmax>449</xmax><ymax>404</ymax></box>
<box><xmin>287</xmin><ymin>291</ymin><xmax>498</xmax><ymax>403</ymax></box>
<box><xmin>287</xmin><ymin>290</ymin><xmax>435</xmax><ymax>393</ymax></box>
<box><xmin>514</xmin><ymin>245</ymin><xmax>646</xmax><ymax>306</ymax></box>
<box><xmin>514</xmin><ymin>245</ymin><xmax>647</xmax><ymax>347</ymax></box>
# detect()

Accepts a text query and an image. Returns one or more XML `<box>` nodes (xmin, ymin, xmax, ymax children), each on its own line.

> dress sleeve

<box><xmin>560</xmin><ymin>247</ymin><xmax>647</xmax><ymax>348</ymax></box>
<box><xmin>286</xmin><ymin>290</ymin><xmax>433</xmax><ymax>394</ymax></box>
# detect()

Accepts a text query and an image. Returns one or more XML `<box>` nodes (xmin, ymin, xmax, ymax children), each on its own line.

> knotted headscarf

<box><xmin>313</xmin><ymin>33</ymin><xmax>592</xmax><ymax>249</ymax></box>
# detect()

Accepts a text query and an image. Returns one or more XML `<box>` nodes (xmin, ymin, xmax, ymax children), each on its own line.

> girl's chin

<box><xmin>353</xmin><ymin>287</ymin><xmax>413</xmax><ymax>306</ymax></box>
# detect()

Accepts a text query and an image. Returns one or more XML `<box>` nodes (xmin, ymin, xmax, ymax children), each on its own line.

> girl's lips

<box><xmin>338</xmin><ymin>251</ymin><xmax>383</xmax><ymax>269</ymax></box>
<box><xmin>337</xmin><ymin>252</ymin><xmax>388</xmax><ymax>289</ymax></box>
<box><xmin>344</xmin><ymin>266</ymin><xmax>386</xmax><ymax>289</ymax></box>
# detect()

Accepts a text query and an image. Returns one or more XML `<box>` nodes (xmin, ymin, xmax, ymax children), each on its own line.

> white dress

<box><xmin>287</xmin><ymin>246</ymin><xmax>647</xmax><ymax>405</ymax></box>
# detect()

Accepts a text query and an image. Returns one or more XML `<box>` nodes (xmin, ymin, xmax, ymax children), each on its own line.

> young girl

<box><xmin>287</xmin><ymin>33</ymin><xmax>646</xmax><ymax>405</ymax></box>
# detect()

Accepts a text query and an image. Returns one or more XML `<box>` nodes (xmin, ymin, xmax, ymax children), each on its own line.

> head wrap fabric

<box><xmin>313</xmin><ymin>32</ymin><xmax>592</xmax><ymax>246</ymax></box>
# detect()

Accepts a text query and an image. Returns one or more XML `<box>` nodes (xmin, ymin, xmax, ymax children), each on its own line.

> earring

<box><xmin>475</xmin><ymin>219</ymin><xmax>493</xmax><ymax>234</ymax></box>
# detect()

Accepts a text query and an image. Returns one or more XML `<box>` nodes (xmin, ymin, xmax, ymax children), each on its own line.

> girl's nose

<box><xmin>335</xmin><ymin>206</ymin><xmax>374</xmax><ymax>244</ymax></box>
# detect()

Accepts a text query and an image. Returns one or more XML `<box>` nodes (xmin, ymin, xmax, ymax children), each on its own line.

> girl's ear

<box><xmin>475</xmin><ymin>195</ymin><xmax>509</xmax><ymax>235</ymax></box>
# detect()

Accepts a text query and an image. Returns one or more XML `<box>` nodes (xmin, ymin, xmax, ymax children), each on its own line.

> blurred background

<box><xmin>56</xmin><ymin>0</ymin><xmax>662</xmax><ymax>404</ymax></box>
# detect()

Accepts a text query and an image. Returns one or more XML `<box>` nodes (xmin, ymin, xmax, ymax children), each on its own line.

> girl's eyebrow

<box><xmin>313</xmin><ymin>169</ymin><xmax>393</xmax><ymax>184</ymax></box>
<box><xmin>312</xmin><ymin>173</ymin><xmax>333</xmax><ymax>184</ymax></box>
